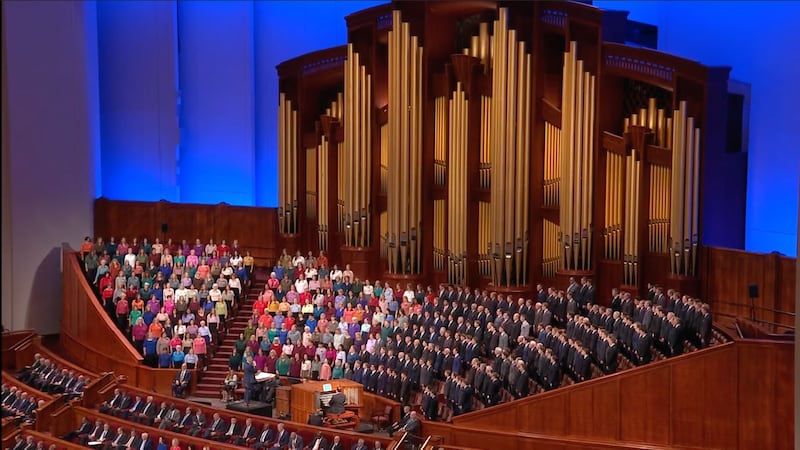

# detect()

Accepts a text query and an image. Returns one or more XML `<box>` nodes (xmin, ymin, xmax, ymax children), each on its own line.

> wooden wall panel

<box><xmin>619</xmin><ymin>364</ymin><xmax>670</xmax><ymax>444</ymax></box>
<box><xmin>701</xmin><ymin>246</ymin><xmax>795</xmax><ymax>331</ymax></box>
<box><xmin>589</xmin><ymin>377</ymin><xmax>620</xmax><ymax>440</ymax></box>
<box><xmin>737</xmin><ymin>342</ymin><xmax>776</xmax><ymax>450</ymax></box>
<box><xmin>670</xmin><ymin>351</ymin><xmax>705</xmax><ymax>448</ymax></box>
<box><xmin>446</xmin><ymin>340</ymin><xmax>792</xmax><ymax>450</ymax></box>
<box><xmin>773</xmin><ymin>341</ymin><xmax>794</xmax><ymax>450</ymax></box>
<box><xmin>94</xmin><ymin>199</ymin><xmax>280</xmax><ymax>265</ymax></box>
<box><xmin>701</xmin><ymin>345</ymin><xmax>738</xmax><ymax>449</ymax></box>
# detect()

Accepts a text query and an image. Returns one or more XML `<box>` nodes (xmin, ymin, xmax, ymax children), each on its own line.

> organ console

<box><xmin>276</xmin><ymin>1</ymin><xmax>745</xmax><ymax>300</ymax></box>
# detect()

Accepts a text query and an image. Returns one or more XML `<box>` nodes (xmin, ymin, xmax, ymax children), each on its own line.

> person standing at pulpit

<box><xmin>243</xmin><ymin>354</ymin><xmax>257</xmax><ymax>406</ymax></box>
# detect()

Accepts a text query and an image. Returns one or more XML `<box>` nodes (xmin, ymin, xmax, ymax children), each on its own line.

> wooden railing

<box><xmin>421</xmin><ymin>337</ymin><xmax>793</xmax><ymax>450</ymax></box>
<box><xmin>60</xmin><ymin>245</ymin><xmax>200</xmax><ymax>396</ymax></box>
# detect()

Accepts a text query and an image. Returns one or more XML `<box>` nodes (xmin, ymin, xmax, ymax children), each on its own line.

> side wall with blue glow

<box><xmin>594</xmin><ymin>1</ymin><xmax>800</xmax><ymax>255</ymax></box>
<box><xmin>97</xmin><ymin>1</ymin><xmax>180</xmax><ymax>202</ymax></box>
<box><xmin>96</xmin><ymin>0</ymin><xmax>381</xmax><ymax>206</ymax></box>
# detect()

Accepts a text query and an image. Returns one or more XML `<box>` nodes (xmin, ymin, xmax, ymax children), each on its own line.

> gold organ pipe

<box><xmin>683</xmin><ymin>117</ymin><xmax>695</xmax><ymax>274</ymax></box>
<box><xmin>511</xmin><ymin>42</ymin><xmax>527</xmax><ymax>285</ymax></box>
<box><xmin>573</xmin><ymin>59</ymin><xmax>583</xmax><ymax>269</ymax></box>
<box><xmin>345</xmin><ymin>46</ymin><xmax>353</xmax><ymax>246</ymax></box>
<box><xmin>691</xmin><ymin>127</ymin><xmax>700</xmax><ymax>275</ymax></box>
<box><xmin>278</xmin><ymin>94</ymin><xmax>285</xmax><ymax>234</ymax></box>
<box><xmin>387</xmin><ymin>11</ymin><xmax>397</xmax><ymax>273</ymax></box>
<box><xmin>648</xmin><ymin>98</ymin><xmax>656</xmax><ymax>132</ymax></box>
<box><xmin>503</xmin><ymin>28</ymin><xmax>515</xmax><ymax>285</ymax></box>
<box><xmin>560</xmin><ymin>42</ymin><xmax>574</xmax><ymax>270</ymax></box>
<box><xmin>657</xmin><ymin>108</ymin><xmax>665</xmax><ymax>147</ymax></box>
<box><xmin>587</xmin><ymin>74</ymin><xmax>595</xmax><ymax>270</ymax></box>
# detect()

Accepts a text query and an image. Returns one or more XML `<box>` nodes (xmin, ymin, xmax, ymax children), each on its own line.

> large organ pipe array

<box><xmin>669</xmin><ymin>100</ymin><xmax>701</xmax><ymax>277</ymax></box>
<box><xmin>636</xmin><ymin>98</ymin><xmax>671</xmax><ymax>254</ymax></box>
<box><xmin>559</xmin><ymin>41</ymin><xmax>596</xmax><ymax>272</ymax></box>
<box><xmin>447</xmin><ymin>84</ymin><xmax>468</xmax><ymax>285</ymax></box>
<box><xmin>462</xmin><ymin>23</ymin><xmax>492</xmax><ymax>191</ymax></box>
<box><xmin>386</xmin><ymin>10</ymin><xmax>423</xmax><ymax>274</ymax></box>
<box><xmin>488</xmin><ymin>8</ymin><xmax>531</xmax><ymax>287</ymax></box>
<box><xmin>342</xmin><ymin>45</ymin><xmax>372</xmax><ymax>248</ymax></box>
<box><xmin>278</xmin><ymin>93</ymin><xmax>298</xmax><ymax>234</ymax></box>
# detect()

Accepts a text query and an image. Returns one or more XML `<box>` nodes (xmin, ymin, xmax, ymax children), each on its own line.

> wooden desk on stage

<box><xmin>290</xmin><ymin>380</ymin><xmax>363</xmax><ymax>429</ymax></box>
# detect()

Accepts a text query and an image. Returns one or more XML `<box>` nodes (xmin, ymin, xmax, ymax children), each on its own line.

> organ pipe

<box><xmin>559</xmin><ymin>41</ymin><xmax>595</xmax><ymax>272</ymax></box>
<box><xmin>343</xmin><ymin>45</ymin><xmax>372</xmax><ymax>248</ymax></box>
<box><xmin>387</xmin><ymin>10</ymin><xmax>423</xmax><ymax>274</ymax></box>
<box><xmin>668</xmin><ymin>101</ymin><xmax>701</xmax><ymax>276</ymax></box>
<box><xmin>435</xmin><ymin>96</ymin><xmax>447</xmax><ymax>186</ymax></box>
<box><xmin>488</xmin><ymin>9</ymin><xmax>531</xmax><ymax>287</ymax></box>
<box><xmin>448</xmin><ymin>84</ymin><xmax>468</xmax><ymax>285</ymax></box>
<box><xmin>278</xmin><ymin>93</ymin><xmax>298</xmax><ymax>235</ymax></box>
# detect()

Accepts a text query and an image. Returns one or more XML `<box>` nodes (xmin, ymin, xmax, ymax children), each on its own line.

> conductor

<box><xmin>242</xmin><ymin>354</ymin><xmax>257</xmax><ymax>406</ymax></box>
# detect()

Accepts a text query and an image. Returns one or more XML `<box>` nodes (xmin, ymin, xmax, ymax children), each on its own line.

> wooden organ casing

<box><xmin>276</xmin><ymin>1</ymin><xmax>744</xmax><ymax>300</ymax></box>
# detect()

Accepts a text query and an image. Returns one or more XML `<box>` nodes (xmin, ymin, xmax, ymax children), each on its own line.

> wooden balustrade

<box><xmin>420</xmin><ymin>338</ymin><xmax>792</xmax><ymax>450</ymax></box>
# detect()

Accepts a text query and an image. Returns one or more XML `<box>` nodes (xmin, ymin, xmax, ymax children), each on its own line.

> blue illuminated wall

<box><xmin>96</xmin><ymin>0</ymin><xmax>381</xmax><ymax>207</ymax></box>
<box><xmin>594</xmin><ymin>1</ymin><xmax>800</xmax><ymax>255</ymax></box>
<box><xmin>97</xmin><ymin>1</ymin><xmax>180</xmax><ymax>202</ymax></box>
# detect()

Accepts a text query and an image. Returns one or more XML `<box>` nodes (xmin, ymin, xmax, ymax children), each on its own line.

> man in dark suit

<box><xmin>308</xmin><ymin>431</ymin><xmax>327</xmax><ymax>450</ymax></box>
<box><xmin>214</xmin><ymin>416</ymin><xmax>238</xmax><ymax>442</ymax></box>
<box><xmin>62</xmin><ymin>416</ymin><xmax>93</xmax><ymax>441</ymax></box>
<box><xmin>103</xmin><ymin>426</ymin><xmax>128</xmax><ymax>450</ymax></box>
<box><xmin>121</xmin><ymin>395</ymin><xmax>143</xmax><ymax>420</ymax></box>
<box><xmin>79</xmin><ymin>420</ymin><xmax>104</xmax><ymax>445</ymax></box>
<box><xmin>351</xmin><ymin>437</ymin><xmax>368</xmax><ymax>450</ymax></box>
<box><xmin>272</xmin><ymin>423</ymin><xmax>289</xmax><ymax>448</ymax></box>
<box><xmin>387</xmin><ymin>405</ymin><xmax>411</xmax><ymax>437</ymax></box>
<box><xmin>308</xmin><ymin>408</ymin><xmax>324</xmax><ymax>426</ymax></box>
<box><xmin>288</xmin><ymin>431</ymin><xmax>303</xmax><ymax>450</ymax></box>
<box><xmin>172</xmin><ymin>406</ymin><xmax>195</xmax><ymax>432</ymax></box>
<box><xmin>242</xmin><ymin>354</ymin><xmax>258</xmax><ymax>405</ymax></box>
<box><xmin>99</xmin><ymin>389</ymin><xmax>122</xmax><ymax>415</ymax></box>
<box><xmin>251</xmin><ymin>424</ymin><xmax>274</xmax><ymax>449</ymax></box>
<box><xmin>172</xmin><ymin>363</ymin><xmax>191</xmax><ymax>398</ymax></box>
<box><xmin>235</xmin><ymin>418</ymin><xmax>258</xmax><ymax>446</ymax></box>
<box><xmin>188</xmin><ymin>409</ymin><xmax>207</xmax><ymax>437</ymax></box>
<box><xmin>134</xmin><ymin>432</ymin><xmax>152</xmax><ymax>450</ymax></box>
<box><xmin>132</xmin><ymin>396</ymin><xmax>156</xmax><ymax>424</ymax></box>
<box><xmin>116</xmin><ymin>428</ymin><xmax>140</xmax><ymax>450</ymax></box>
<box><xmin>202</xmin><ymin>412</ymin><xmax>226</xmax><ymax>440</ymax></box>
<box><xmin>111</xmin><ymin>392</ymin><xmax>132</xmax><ymax>417</ymax></box>
<box><xmin>158</xmin><ymin>405</ymin><xmax>182</xmax><ymax>430</ymax></box>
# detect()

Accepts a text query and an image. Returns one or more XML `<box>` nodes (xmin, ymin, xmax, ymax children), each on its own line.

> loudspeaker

<box><xmin>161</xmin><ymin>223</ymin><xmax>168</xmax><ymax>233</ymax></box>
<box><xmin>748</xmin><ymin>284</ymin><xmax>758</xmax><ymax>298</ymax></box>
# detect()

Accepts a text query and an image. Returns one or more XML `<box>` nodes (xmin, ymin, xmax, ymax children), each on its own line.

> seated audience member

<box><xmin>172</xmin><ymin>363</ymin><xmax>191</xmax><ymax>398</ymax></box>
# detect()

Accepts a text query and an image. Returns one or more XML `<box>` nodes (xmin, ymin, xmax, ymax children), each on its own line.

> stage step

<box><xmin>191</xmin><ymin>266</ymin><xmax>269</xmax><ymax>399</ymax></box>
